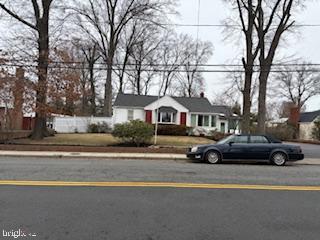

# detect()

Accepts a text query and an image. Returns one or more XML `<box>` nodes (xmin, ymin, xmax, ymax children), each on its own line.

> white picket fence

<box><xmin>52</xmin><ymin>116</ymin><xmax>113</xmax><ymax>133</ymax></box>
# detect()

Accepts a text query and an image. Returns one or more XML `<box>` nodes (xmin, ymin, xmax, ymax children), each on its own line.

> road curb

<box><xmin>0</xmin><ymin>151</ymin><xmax>187</xmax><ymax>161</ymax></box>
<box><xmin>0</xmin><ymin>151</ymin><xmax>318</xmax><ymax>165</ymax></box>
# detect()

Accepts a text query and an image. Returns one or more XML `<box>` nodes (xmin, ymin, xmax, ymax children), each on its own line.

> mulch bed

<box><xmin>0</xmin><ymin>144</ymin><xmax>187</xmax><ymax>154</ymax></box>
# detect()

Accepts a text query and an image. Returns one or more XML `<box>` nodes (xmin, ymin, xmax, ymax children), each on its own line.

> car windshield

<box><xmin>216</xmin><ymin>135</ymin><xmax>235</xmax><ymax>145</ymax></box>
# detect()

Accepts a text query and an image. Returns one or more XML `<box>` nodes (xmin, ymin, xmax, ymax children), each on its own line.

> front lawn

<box><xmin>11</xmin><ymin>133</ymin><xmax>214</xmax><ymax>147</ymax></box>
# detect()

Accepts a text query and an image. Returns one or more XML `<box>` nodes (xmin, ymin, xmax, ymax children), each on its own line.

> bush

<box><xmin>312</xmin><ymin>119</ymin><xmax>320</xmax><ymax>140</ymax></box>
<box><xmin>266</xmin><ymin>124</ymin><xmax>296</xmax><ymax>141</ymax></box>
<box><xmin>87</xmin><ymin>122</ymin><xmax>111</xmax><ymax>133</ymax></box>
<box><xmin>208</xmin><ymin>130</ymin><xmax>231</xmax><ymax>141</ymax></box>
<box><xmin>154</xmin><ymin>124</ymin><xmax>189</xmax><ymax>136</ymax></box>
<box><xmin>112</xmin><ymin>120</ymin><xmax>154</xmax><ymax>147</ymax></box>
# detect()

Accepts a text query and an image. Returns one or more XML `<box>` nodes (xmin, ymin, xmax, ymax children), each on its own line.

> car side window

<box><xmin>250</xmin><ymin>136</ymin><xmax>269</xmax><ymax>144</ymax></box>
<box><xmin>233</xmin><ymin>136</ymin><xmax>248</xmax><ymax>144</ymax></box>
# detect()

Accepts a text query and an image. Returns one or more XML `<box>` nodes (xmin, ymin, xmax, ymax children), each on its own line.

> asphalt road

<box><xmin>1</xmin><ymin>186</ymin><xmax>320</xmax><ymax>240</ymax></box>
<box><xmin>1</xmin><ymin>157</ymin><xmax>320</xmax><ymax>240</ymax></box>
<box><xmin>1</xmin><ymin>156</ymin><xmax>320</xmax><ymax>185</ymax></box>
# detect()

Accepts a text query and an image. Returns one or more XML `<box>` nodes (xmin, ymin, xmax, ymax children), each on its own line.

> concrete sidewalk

<box><xmin>0</xmin><ymin>150</ymin><xmax>186</xmax><ymax>160</ymax></box>
<box><xmin>0</xmin><ymin>150</ymin><xmax>319</xmax><ymax>165</ymax></box>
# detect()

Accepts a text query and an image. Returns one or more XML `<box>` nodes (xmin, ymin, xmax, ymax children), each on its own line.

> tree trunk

<box><xmin>89</xmin><ymin>61</ymin><xmax>96</xmax><ymax>115</ymax></box>
<box><xmin>119</xmin><ymin>47</ymin><xmax>130</xmax><ymax>93</ymax></box>
<box><xmin>31</xmin><ymin>21</ymin><xmax>49</xmax><ymax>139</ymax></box>
<box><xmin>136</xmin><ymin>64</ymin><xmax>142</xmax><ymax>95</ymax></box>
<box><xmin>257</xmin><ymin>68</ymin><xmax>268</xmax><ymax>133</ymax></box>
<box><xmin>242</xmin><ymin>70</ymin><xmax>253</xmax><ymax>134</ymax></box>
<box><xmin>103</xmin><ymin>54</ymin><xmax>113</xmax><ymax>117</ymax></box>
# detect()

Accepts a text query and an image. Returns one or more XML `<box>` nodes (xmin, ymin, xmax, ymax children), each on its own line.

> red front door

<box><xmin>145</xmin><ymin>110</ymin><xmax>152</xmax><ymax>124</ymax></box>
<box><xmin>180</xmin><ymin>112</ymin><xmax>187</xmax><ymax>126</ymax></box>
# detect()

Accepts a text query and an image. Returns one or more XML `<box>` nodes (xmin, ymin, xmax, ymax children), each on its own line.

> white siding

<box><xmin>113</xmin><ymin>107</ymin><xmax>145</xmax><ymax>125</ymax></box>
<box><xmin>300</xmin><ymin>122</ymin><xmax>314</xmax><ymax>140</ymax></box>
<box><xmin>145</xmin><ymin>96</ymin><xmax>189</xmax><ymax>112</ymax></box>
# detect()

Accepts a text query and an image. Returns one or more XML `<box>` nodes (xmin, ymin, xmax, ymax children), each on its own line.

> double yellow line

<box><xmin>0</xmin><ymin>180</ymin><xmax>320</xmax><ymax>191</ymax></box>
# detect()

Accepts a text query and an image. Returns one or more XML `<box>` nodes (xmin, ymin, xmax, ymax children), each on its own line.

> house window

<box><xmin>158</xmin><ymin>112</ymin><xmax>175</xmax><ymax>123</ymax></box>
<box><xmin>127</xmin><ymin>109</ymin><xmax>134</xmax><ymax>121</ymax></box>
<box><xmin>198</xmin><ymin>115</ymin><xmax>203</xmax><ymax>126</ymax></box>
<box><xmin>204</xmin><ymin>116</ymin><xmax>209</xmax><ymax>127</ymax></box>
<box><xmin>191</xmin><ymin>114</ymin><xmax>197</xmax><ymax>127</ymax></box>
<box><xmin>211</xmin><ymin>116</ymin><xmax>216</xmax><ymax>127</ymax></box>
<box><xmin>197</xmin><ymin>115</ymin><xmax>210</xmax><ymax>127</ymax></box>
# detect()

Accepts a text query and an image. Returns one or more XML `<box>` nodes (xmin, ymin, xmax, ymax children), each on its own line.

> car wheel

<box><xmin>205</xmin><ymin>151</ymin><xmax>221</xmax><ymax>164</ymax></box>
<box><xmin>271</xmin><ymin>152</ymin><xmax>287</xmax><ymax>166</ymax></box>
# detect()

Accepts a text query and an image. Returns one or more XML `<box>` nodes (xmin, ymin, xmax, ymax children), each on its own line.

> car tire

<box><xmin>271</xmin><ymin>152</ymin><xmax>287</xmax><ymax>166</ymax></box>
<box><xmin>205</xmin><ymin>151</ymin><xmax>221</xmax><ymax>164</ymax></box>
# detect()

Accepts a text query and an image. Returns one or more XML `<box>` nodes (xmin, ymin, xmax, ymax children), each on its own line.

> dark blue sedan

<box><xmin>187</xmin><ymin>134</ymin><xmax>304</xmax><ymax>166</ymax></box>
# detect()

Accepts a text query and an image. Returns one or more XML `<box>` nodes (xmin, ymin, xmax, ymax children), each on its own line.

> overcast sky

<box><xmin>0</xmin><ymin>0</ymin><xmax>318</xmax><ymax>112</ymax></box>
<box><xmin>174</xmin><ymin>0</ymin><xmax>320</xmax><ymax>111</ymax></box>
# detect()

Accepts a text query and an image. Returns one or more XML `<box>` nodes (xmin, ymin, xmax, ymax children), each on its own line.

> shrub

<box><xmin>87</xmin><ymin>122</ymin><xmax>111</xmax><ymax>133</ymax></box>
<box><xmin>266</xmin><ymin>124</ymin><xmax>296</xmax><ymax>141</ymax></box>
<box><xmin>208</xmin><ymin>130</ymin><xmax>231</xmax><ymax>141</ymax></box>
<box><xmin>97</xmin><ymin>122</ymin><xmax>111</xmax><ymax>133</ymax></box>
<box><xmin>88</xmin><ymin>123</ymin><xmax>99</xmax><ymax>133</ymax></box>
<box><xmin>112</xmin><ymin>120</ymin><xmax>154</xmax><ymax>147</ymax></box>
<box><xmin>154</xmin><ymin>124</ymin><xmax>189</xmax><ymax>136</ymax></box>
<box><xmin>312</xmin><ymin>119</ymin><xmax>320</xmax><ymax>140</ymax></box>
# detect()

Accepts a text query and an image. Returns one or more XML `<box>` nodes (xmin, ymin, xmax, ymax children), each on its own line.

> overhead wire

<box><xmin>1</xmin><ymin>62</ymin><xmax>320</xmax><ymax>73</ymax></box>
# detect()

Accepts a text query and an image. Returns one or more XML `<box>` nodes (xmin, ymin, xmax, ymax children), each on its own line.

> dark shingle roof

<box><xmin>114</xmin><ymin>94</ymin><xmax>157</xmax><ymax>108</ymax></box>
<box><xmin>173</xmin><ymin>96</ymin><xmax>213</xmax><ymax>113</ymax></box>
<box><xmin>114</xmin><ymin>93</ymin><xmax>214</xmax><ymax>113</ymax></box>
<box><xmin>211</xmin><ymin>105</ymin><xmax>233</xmax><ymax>117</ymax></box>
<box><xmin>299</xmin><ymin>110</ymin><xmax>320</xmax><ymax>123</ymax></box>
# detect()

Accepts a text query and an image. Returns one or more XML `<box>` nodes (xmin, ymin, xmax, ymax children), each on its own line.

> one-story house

<box><xmin>299</xmin><ymin>110</ymin><xmax>320</xmax><ymax>140</ymax></box>
<box><xmin>113</xmin><ymin>93</ymin><xmax>240</xmax><ymax>134</ymax></box>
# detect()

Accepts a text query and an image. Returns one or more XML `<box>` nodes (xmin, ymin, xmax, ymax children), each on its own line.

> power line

<box><xmin>3</xmin><ymin>59</ymin><xmax>320</xmax><ymax>67</ymax></box>
<box><xmin>1</xmin><ymin>62</ymin><xmax>320</xmax><ymax>73</ymax></box>
<box><xmin>1</xmin><ymin>16</ymin><xmax>320</xmax><ymax>28</ymax></box>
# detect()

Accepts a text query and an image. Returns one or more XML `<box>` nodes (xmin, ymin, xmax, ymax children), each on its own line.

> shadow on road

<box><xmin>187</xmin><ymin>159</ymin><xmax>300</xmax><ymax>167</ymax></box>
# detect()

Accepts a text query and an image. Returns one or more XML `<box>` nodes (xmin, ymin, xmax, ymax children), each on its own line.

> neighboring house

<box><xmin>299</xmin><ymin>110</ymin><xmax>320</xmax><ymax>140</ymax></box>
<box><xmin>266</xmin><ymin>118</ymin><xmax>289</xmax><ymax>128</ymax></box>
<box><xmin>0</xmin><ymin>101</ymin><xmax>14</xmax><ymax>130</ymax></box>
<box><xmin>113</xmin><ymin>93</ymin><xmax>240</xmax><ymax>134</ymax></box>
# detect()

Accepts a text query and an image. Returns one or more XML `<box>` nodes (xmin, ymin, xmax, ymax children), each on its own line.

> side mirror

<box><xmin>229</xmin><ymin>141</ymin><xmax>235</xmax><ymax>146</ymax></box>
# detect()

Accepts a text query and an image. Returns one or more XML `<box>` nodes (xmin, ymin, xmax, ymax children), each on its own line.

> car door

<box><xmin>222</xmin><ymin>135</ymin><xmax>249</xmax><ymax>159</ymax></box>
<box><xmin>248</xmin><ymin>136</ymin><xmax>273</xmax><ymax>159</ymax></box>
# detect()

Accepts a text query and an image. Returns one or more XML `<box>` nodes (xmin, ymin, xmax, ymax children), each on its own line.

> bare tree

<box><xmin>126</xmin><ymin>23</ymin><xmax>163</xmax><ymax>95</ymax></box>
<box><xmin>115</xmin><ymin>21</ymin><xmax>141</xmax><ymax>93</ymax></box>
<box><xmin>159</xmin><ymin>33</ymin><xmax>194</xmax><ymax>96</ymax></box>
<box><xmin>225</xmin><ymin>0</ymin><xmax>260</xmax><ymax>133</ymax></box>
<box><xmin>255</xmin><ymin>0</ymin><xmax>299</xmax><ymax>133</ymax></box>
<box><xmin>275</xmin><ymin>63</ymin><xmax>320</xmax><ymax>112</ymax></box>
<box><xmin>175</xmin><ymin>38</ymin><xmax>213</xmax><ymax>97</ymax></box>
<box><xmin>79</xmin><ymin>42</ymin><xmax>101</xmax><ymax>115</ymax></box>
<box><xmin>0</xmin><ymin>0</ymin><xmax>54</xmax><ymax>139</ymax></box>
<box><xmin>73</xmin><ymin>0</ymin><xmax>175</xmax><ymax>116</ymax></box>
<box><xmin>225</xmin><ymin>0</ymin><xmax>301</xmax><ymax>133</ymax></box>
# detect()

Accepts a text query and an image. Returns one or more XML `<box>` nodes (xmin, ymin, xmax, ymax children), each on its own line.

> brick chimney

<box><xmin>288</xmin><ymin>106</ymin><xmax>300</xmax><ymax>127</ymax></box>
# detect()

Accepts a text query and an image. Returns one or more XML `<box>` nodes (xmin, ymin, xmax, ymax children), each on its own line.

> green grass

<box><xmin>13</xmin><ymin>133</ymin><xmax>214</xmax><ymax>147</ymax></box>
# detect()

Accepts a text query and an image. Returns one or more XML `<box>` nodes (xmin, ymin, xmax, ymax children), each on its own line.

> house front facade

<box><xmin>299</xmin><ymin>110</ymin><xmax>320</xmax><ymax>140</ymax></box>
<box><xmin>113</xmin><ymin>93</ymin><xmax>240</xmax><ymax>134</ymax></box>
